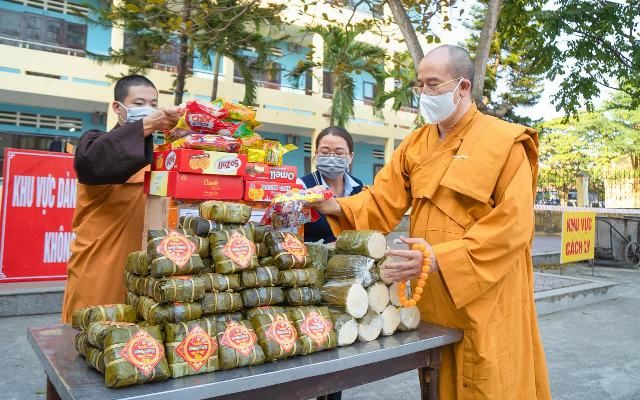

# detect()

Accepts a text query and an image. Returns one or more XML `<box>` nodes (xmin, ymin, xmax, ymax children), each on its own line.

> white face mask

<box><xmin>419</xmin><ymin>79</ymin><xmax>463</xmax><ymax>124</ymax></box>
<box><xmin>116</xmin><ymin>101</ymin><xmax>155</xmax><ymax>123</ymax></box>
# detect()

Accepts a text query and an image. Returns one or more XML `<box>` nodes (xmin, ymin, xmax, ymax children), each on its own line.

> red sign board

<box><xmin>0</xmin><ymin>148</ymin><xmax>76</xmax><ymax>282</ymax></box>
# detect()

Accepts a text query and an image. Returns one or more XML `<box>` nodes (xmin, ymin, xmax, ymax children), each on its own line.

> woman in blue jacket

<box><xmin>299</xmin><ymin>126</ymin><xmax>364</xmax><ymax>244</ymax></box>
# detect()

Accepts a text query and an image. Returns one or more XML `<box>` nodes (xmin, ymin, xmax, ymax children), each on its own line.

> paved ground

<box><xmin>535</xmin><ymin>272</ymin><xmax>590</xmax><ymax>291</ymax></box>
<box><xmin>533</xmin><ymin>235</ymin><xmax>562</xmax><ymax>256</ymax></box>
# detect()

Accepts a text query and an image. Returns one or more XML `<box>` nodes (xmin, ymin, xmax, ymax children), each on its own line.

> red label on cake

<box><xmin>220</xmin><ymin>321</ymin><xmax>257</xmax><ymax>357</ymax></box>
<box><xmin>156</xmin><ymin>231</ymin><xmax>195</xmax><ymax>268</ymax></box>
<box><xmin>175</xmin><ymin>325</ymin><xmax>217</xmax><ymax>372</ymax></box>
<box><xmin>300</xmin><ymin>311</ymin><xmax>332</xmax><ymax>346</ymax></box>
<box><xmin>119</xmin><ymin>329</ymin><xmax>165</xmax><ymax>376</ymax></box>
<box><xmin>282</xmin><ymin>233</ymin><xmax>307</xmax><ymax>257</ymax></box>
<box><xmin>222</xmin><ymin>232</ymin><xmax>256</xmax><ymax>269</ymax></box>
<box><xmin>265</xmin><ymin>315</ymin><xmax>297</xmax><ymax>353</ymax></box>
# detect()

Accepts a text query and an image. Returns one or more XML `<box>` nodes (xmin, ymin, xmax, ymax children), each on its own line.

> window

<box><xmin>233</xmin><ymin>57</ymin><xmax>282</xmax><ymax>90</ymax></box>
<box><xmin>0</xmin><ymin>10</ymin><xmax>23</xmax><ymax>39</ymax></box>
<box><xmin>65</xmin><ymin>23</ymin><xmax>86</xmax><ymax>50</ymax></box>
<box><xmin>0</xmin><ymin>10</ymin><xmax>87</xmax><ymax>54</ymax></box>
<box><xmin>0</xmin><ymin>132</ymin><xmax>79</xmax><ymax>178</ymax></box>
<box><xmin>304</xmin><ymin>157</ymin><xmax>311</xmax><ymax>175</ymax></box>
<box><xmin>323</xmin><ymin>71</ymin><xmax>334</xmax><ymax>98</ymax></box>
<box><xmin>305</xmin><ymin>70</ymin><xmax>313</xmax><ymax>95</ymax></box>
<box><xmin>373</xmin><ymin>163</ymin><xmax>384</xmax><ymax>177</ymax></box>
<box><xmin>123</xmin><ymin>33</ymin><xmax>190</xmax><ymax>71</ymax></box>
<box><xmin>363</xmin><ymin>82</ymin><xmax>376</xmax><ymax>103</ymax></box>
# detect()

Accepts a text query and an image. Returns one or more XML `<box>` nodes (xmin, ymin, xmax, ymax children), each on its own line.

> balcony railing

<box><xmin>0</xmin><ymin>36</ymin><xmax>85</xmax><ymax>57</ymax></box>
<box><xmin>400</xmin><ymin>106</ymin><xmax>418</xmax><ymax>114</ymax></box>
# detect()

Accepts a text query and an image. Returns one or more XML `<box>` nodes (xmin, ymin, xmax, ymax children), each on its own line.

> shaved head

<box><xmin>423</xmin><ymin>45</ymin><xmax>475</xmax><ymax>88</ymax></box>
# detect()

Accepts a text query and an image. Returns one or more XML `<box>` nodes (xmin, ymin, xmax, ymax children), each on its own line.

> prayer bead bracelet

<box><xmin>398</xmin><ymin>244</ymin><xmax>430</xmax><ymax>307</ymax></box>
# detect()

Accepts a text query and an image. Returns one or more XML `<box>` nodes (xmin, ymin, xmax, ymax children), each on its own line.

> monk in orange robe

<box><xmin>61</xmin><ymin>75</ymin><xmax>180</xmax><ymax>322</ymax></box>
<box><xmin>316</xmin><ymin>45</ymin><xmax>551</xmax><ymax>399</ymax></box>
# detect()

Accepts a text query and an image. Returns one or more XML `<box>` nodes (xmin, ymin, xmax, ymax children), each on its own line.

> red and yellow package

<box><xmin>176</xmin><ymin>100</ymin><xmax>230</xmax><ymax>134</ymax></box>
<box><xmin>211</xmin><ymin>98</ymin><xmax>257</xmax><ymax>121</ymax></box>
<box><xmin>168</xmin><ymin>134</ymin><xmax>242</xmax><ymax>153</ymax></box>
<box><xmin>260</xmin><ymin>187</ymin><xmax>334</xmax><ymax>228</ymax></box>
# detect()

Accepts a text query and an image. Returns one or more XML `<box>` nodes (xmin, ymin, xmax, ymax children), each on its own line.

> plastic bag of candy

<box><xmin>174</xmin><ymin>99</ymin><xmax>262</xmax><ymax>136</ymax></box>
<box><xmin>167</xmin><ymin>134</ymin><xmax>242</xmax><ymax>152</ymax></box>
<box><xmin>245</xmin><ymin>140</ymin><xmax>297</xmax><ymax>166</ymax></box>
<box><xmin>174</xmin><ymin>100</ymin><xmax>229</xmax><ymax>134</ymax></box>
<box><xmin>260</xmin><ymin>187</ymin><xmax>334</xmax><ymax>228</ymax></box>
<box><xmin>211</xmin><ymin>98</ymin><xmax>256</xmax><ymax>121</ymax></box>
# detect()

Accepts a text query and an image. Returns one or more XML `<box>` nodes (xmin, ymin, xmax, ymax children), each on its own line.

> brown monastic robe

<box><xmin>328</xmin><ymin>104</ymin><xmax>551</xmax><ymax>399</ymax></box>
<box><xmin>61</xmin><ymin>120</ymin><xmax>152</xmax><ymax>322</ymax></box>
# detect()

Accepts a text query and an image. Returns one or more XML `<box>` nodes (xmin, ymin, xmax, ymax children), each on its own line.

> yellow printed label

<box><xmin>119</xmin><ymin>329</ymin><xmax>164</xmax><ymax>376</ymax></box>
<box><xmin>175</xmin><ymin>325</ymin><xmax>216</xmax><ymax>372</ymax></box>
<box><xmin>560</xmin><ymin>211</ymin><xmax>596</xmax><ymax>264</ymax></box>
<box><xmin>300</xmin><ymin>311</ymin><xmax>332</xmax><ymax>346</ymax></box>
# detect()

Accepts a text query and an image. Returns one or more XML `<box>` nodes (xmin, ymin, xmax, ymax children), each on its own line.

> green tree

<box><xmin>536</xmin><ymin>127</ymin><xmax>605</xmax><ymax>203</ymax></box>
<box><xmin>537</xmin><ymin>92</ymin><xmax>640</xmax><ymax>202</ymax></box>
<box><xmin>88</xmin><ymin>0</ymin><xmax>283</xmax><ymax>105</ymax></box>
<box><xmin>539</xmin><ymin>0</ymin><xmax>640</xmax><ymax>116</ymax></box>
<box><xmin>465</xmin><ymin>0</ymin><xmax>549</xmax><ymax>123</ymax></box>
<box><xmin>374</xmin><ymin>51</ymin><xmax>424</xmax><ymax>127</ymax></box>
<box><xmin>196</xmin><ymin>0</ymin><xmax>285</xmax><ymax>105</ymax></box>
<box><xmin>290</xmin><ymin>23</ymin><xmax>387</xmax><ymax>127</ymax></box>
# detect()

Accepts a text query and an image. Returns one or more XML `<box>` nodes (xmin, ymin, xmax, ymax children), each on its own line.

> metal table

<box><xmin>29</xmin><ymin>323</ymin><xmax>462</xmax><ymax>400</ymax></box>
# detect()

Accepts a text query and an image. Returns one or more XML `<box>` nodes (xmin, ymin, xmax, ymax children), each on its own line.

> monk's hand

<box><xmin>311</xmin><ymin>186</ymin><xmax>342</xmax><ymax>216</ymax></box>
<box><xmin>142</xmin><ymin>106</ymin><xmax>182</xmax><ymax>135</ymax></box>
<box><xmin>313</xmin><ymin>199</ymin><xmax>343</xmax><ymax>216</ymax></box>
<box><xmin>384</xmin><ymin>237</ymin><xmax>438</xmax><ymax>282</ymax></box>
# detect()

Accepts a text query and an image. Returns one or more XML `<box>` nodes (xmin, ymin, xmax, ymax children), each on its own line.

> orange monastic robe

<box><xmin>61</xmin><ymin>120</ymin><xmax>151</xmax><ymax>322</ymax></box>
<box><xmin>329</xmin><ymin>104</ymin><xmax>551</xmax><ymax>399</ymax></box>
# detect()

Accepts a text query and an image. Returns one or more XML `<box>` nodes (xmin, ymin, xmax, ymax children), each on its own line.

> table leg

<box><xmin>46</xmin><ymin>377</ymin><xmax>62</xmax><ymax>400</ymax></box>
<box><xmin>419</xmin><ymin>348</ymin><xmax>442</xmax><ymax>400</ymax></box>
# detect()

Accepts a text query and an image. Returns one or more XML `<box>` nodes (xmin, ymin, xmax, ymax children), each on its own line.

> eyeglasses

<box><xmin>317</xmin><ymin>150</ymin><xmax>349</xmax><ymax>158</ymax></box>
<box><xmin>411</xmin><ymin>77</ymin><xmax>463</xmax><ymax>96</ymax></box>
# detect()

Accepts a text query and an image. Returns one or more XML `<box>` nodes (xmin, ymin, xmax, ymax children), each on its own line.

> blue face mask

<box><xmin>116</xmin><ymin>102</ymin><xmax>155</xmax><ymax>123</ymax></box>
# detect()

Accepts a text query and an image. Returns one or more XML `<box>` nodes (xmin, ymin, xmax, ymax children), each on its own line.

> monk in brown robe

<box><xmin>315</xmin><ymin>45</ymin><xmax>551</xmax><ymax>399</ymax></box>
<box><xmin>61</xmin><ymin>75</ymin><xmax>180</xmax><ymax>322</ymax></box>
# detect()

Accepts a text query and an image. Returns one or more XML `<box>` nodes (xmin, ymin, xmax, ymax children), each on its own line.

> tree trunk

<box><xmin>174</xmin><ymin>0</ymin><xmax>193</xmax><ymax>106</ymax></box>
<box><xmin>210</xmin><ymin>52</ymin><xmax>222</xmax><ymax>101</ymax></box>
<box><xmin>330</xmin><ymin>73</ymin><xmax>337</xmax><ymax>127</ymax></box>
<box><xmin>387</xmin><ymin>0</ymin><xmax>424</xmax><ymax>71</ymax></box>
<box><xmin>472</xmin><ymin>0</ymin><xmax>503</xmax><ymax>106</ymax></box>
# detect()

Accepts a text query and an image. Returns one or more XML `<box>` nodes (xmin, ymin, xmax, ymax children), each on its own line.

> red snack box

<box><xmin>244</xmin><ymin>163</ymin><xmax>297</xmax><ymax>183</ymax></box>
<box><xmin>243</xmin><ymin>180</ymin><xmax>302</xmax><ymax>202</ymax></box>
<box><xmin>153</xmin><ymin>149</ymin><xmax>247</xmax><ymax>176</ymax></box>
<box><xmin>144</xmin><ymin>171</ymin><xmax>243</xmax><ymax>200</ymax></box>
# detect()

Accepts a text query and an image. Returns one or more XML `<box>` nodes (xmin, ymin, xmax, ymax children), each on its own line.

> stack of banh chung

<box><xmin>73</xmin><ymin>202</ymin><xmax>426</xmax><ymax>388</ymax></box>
<box><xmin>72</xmin><ymin>304</ymin><xmax>170</xmax><ymax>388</ymax></box>
<box><xmin>319</xmin><ymin>230</ymin><xmax>420</xmax><ymax>347</ymax></box>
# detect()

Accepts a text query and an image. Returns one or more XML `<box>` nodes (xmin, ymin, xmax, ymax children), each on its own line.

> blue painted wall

<box><xmin>273</xmin><ymin>41</ymin><xmax>309</xmax><ymax>89</ymax></box>
<box><xmin>0</xmin><ymin>0</ymin><xmax>112</xmax><ymax>55</ymax></box>
<box><xmin>193</xmin><ymin>50</ymin><xmax>224</xmax><ymax>75</ymax></box>
<box><xmin>351</xmin><ymin>142</ymin><xmax>384</xmax><ymax>184</ymax></box>
<box><xmin>0</xmin><ymin>103</ymin><xmax>106</xmax><ymax>138</ymax></box>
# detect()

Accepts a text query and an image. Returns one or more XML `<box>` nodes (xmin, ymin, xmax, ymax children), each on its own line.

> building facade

<box><xmin>0</xmin><ymin>0</ymin><xmax>424</xmax><ymax>184</ymax></box>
